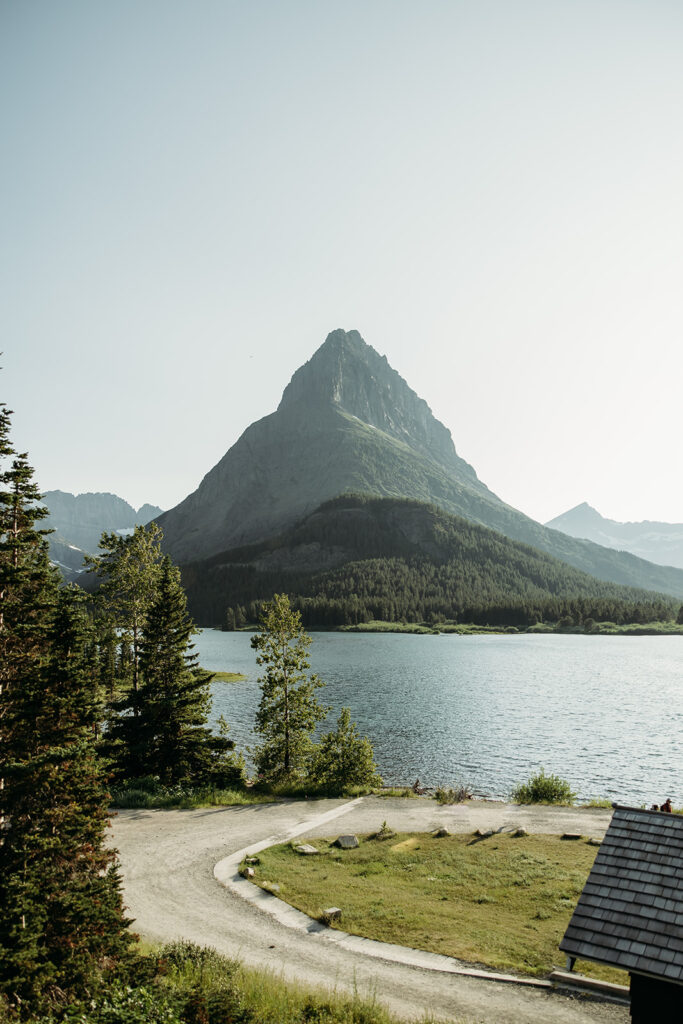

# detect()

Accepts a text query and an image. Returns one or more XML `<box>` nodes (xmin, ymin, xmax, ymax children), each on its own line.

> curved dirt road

<box><xmin>111</xmin><ymin>796</ymin><xmax>628</xmax><ymax>1024</ymax></box>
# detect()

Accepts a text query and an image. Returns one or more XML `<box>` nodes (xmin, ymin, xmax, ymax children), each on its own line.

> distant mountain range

<box><xmin>546</xmin><ymin>504</ymin><xmax>683</xmax><ymax>571</ymax></box>
<box><xmin>43</xmin><ymin>491</ymin><xmax>162</xmax><ymax>581</ymax></box>
<box><xmin>157</xmin><ymin>329</ymin><xmax>683</xmax><ymax>607</ymax></box>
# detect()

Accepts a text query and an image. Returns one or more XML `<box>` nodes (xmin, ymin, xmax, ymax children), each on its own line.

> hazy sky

<box><xmin>3</xmin><ymin>0</ymin><xmax>682</xmax><ymax>526</ymax></box>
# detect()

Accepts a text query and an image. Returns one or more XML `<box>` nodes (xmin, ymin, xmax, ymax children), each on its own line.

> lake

<box><xmin>197</xmin><ymin>630</ymin><xmax>683</xmax><ymax>806</ymax></box>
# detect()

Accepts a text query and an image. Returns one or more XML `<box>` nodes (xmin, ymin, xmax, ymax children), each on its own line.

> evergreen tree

<box><xmin>678</xmin><ymin>605</ymin><xmax>683</xmax><ymax>625</ymax></box>
<box><xmin>86</xmin><ymin>524</ymin><xmax>165</xmax><ymax>699</ymax></box>
<box><xmin>251</xmin><ymin>593</ymin><xmax>328</xmax><ymax>780</ymax></box>
<box><xmin>0</xmin><ymin>406</ymin><xmax>132</xmax><ymax>1015</ymax></box>
<box><xmin>308</xmin><ymin>707</ymin><xmax>382</xmax><ymax>791</ymax></box>
<box><xmin>106</xmin><ymin>557</ymin><xmax>241</xmax><ymax>787</ymax></box>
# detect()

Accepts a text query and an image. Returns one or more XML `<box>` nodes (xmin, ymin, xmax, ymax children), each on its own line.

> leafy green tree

<box><xmin>106</xmin><ymin>557</ymin><xmax>242</xmax><ymax>787</ymax></box>
<box><xmin>308</xmin><ymin>707</ymin><xmax>382</xmax><ymax>791</ymax></box>
<box><xmin>0</xmin><ymin>406</ymin><xmax>132</xmax><ymax>1014</ymax></box>
<box><xmin>251</xmin><ymin>593</ymin><xmax>327</xmax><ymax>780</ymax></box>
<box><xmin>677</xmin><ymin>605</ymin><xmax>683</xmax><ymax>625</ymax></box>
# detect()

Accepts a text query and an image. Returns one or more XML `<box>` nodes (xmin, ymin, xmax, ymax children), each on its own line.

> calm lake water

<box><xmin>197</xmin><ymin>630</ymin><xmax>683</xmax><ymax>806</ymax></box>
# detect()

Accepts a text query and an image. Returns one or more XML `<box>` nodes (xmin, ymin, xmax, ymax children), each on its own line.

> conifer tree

<box><xmin>107</xmin><ymin>557</ymin><xmax>240</xmax><ymax>786</ymax></box>
<box><xmin>0</xmin><ymin>404</ymin><xmax>133</xmax><ymax>1014</ymax></box>
<box><xmin>251</xmin><ymin>593</ymin><xmax>328</xmax><ymax>780</ymax></box>
<box><xmin>86</xmin><ymin>524</ymin><xmax>165</xmax><ymax>699</ymax></box>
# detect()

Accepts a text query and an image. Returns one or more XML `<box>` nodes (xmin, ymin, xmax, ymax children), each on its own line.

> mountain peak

<box><xmin>278</xmin><ymin>329</ymin><xmax>468</xmax><ymax>471</ymax></box>
<box><xmin>278</xmin><ymin>329</ymin><xmax>385</xmax><ymax>410</ymax></box>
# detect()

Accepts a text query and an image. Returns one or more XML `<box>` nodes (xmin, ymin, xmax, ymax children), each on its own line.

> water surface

<box><xmin>197</xmin><ymin>630</ymin><xmax>683</xmax><ymax>806</ymax></box>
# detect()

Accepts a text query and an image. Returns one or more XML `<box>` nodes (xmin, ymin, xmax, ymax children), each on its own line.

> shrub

<box><xmin>434</xmin><ymin>784</ymin><xmax>471</xmax><ymax>805</ymax></box>
<box><xmin>307</xmin><ymin>708</ymin><xmax>382</xmax><ymax>792</ymax></box>
<box><xmin>512</xmin><ymin>769</ymin><xmax>576</xmax><ymax>805</ymax></box>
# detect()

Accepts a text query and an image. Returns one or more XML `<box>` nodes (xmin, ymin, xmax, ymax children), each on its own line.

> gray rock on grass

<box><xmin>334</xmin><ymin>834</ymin><xmax>359</xmax><ymax>849</ymax></box>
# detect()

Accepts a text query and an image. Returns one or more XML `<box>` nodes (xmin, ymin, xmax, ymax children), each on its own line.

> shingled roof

<box><xmin>560</xmin><ymin>806</ymin><xmax>683</xmax><ymax>984</ymax></box>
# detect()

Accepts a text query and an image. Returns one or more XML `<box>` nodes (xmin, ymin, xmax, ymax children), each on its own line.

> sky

<box><xmin>2</xmin><ymin>0</ymin><xmax>682</xmax><ymax>526</ymax></box>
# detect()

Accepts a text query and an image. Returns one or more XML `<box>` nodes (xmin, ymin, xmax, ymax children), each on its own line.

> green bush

<box><xmin>307</xmin><ymin>708</ymin><xmax>382</xmax><ymax>792</ymax></box>
<box><xmin>512</xmin><ymin>769</ymin><xmax>576</xmax><ymax>805</ymax></box>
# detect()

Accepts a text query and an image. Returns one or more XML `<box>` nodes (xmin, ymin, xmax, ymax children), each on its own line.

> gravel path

<box><xmin>111</xmin><ymin>796</ymin><xmax>628</xmax><ymax>1024</ymax></box>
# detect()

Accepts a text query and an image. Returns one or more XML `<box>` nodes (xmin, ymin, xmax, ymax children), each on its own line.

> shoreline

<box><xmin>216</xmin><ymin>621</ymin><xmax>683</xmax><ymax>636</ymax></box>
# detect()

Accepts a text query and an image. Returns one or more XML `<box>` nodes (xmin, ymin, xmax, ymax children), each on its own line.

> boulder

<box><xmin>513</xmin><ymin>828</ymin><xmax>528</xmax><ymax>837</ymax></box>
<box><xmin>245</xmin><ymin>856</ymin><xmax>260</xmax><ymax>865</ymax></box>
<box><xmin>240</xmin><ymin>866</ymin><xmax>255</xmax><ymax>879</ymax></box>
<box><xmin>334</xmin><ymin>834</ymin><xmax>359</xmax><ymax>849</ymax></box>
<box><xmin>561</xmin><ymin>833</ymin><xmax>582</xmax><ymax>841</ymax></box>
<box><xmin>321</xmin><ymin>907</ymin><xmax>342</xmax><ymax>923</ymax></box>
<box><xmin>433</xmin><ymin>827</ymin><xmax>450</xmax><ymax>837</ymax></box>
<box><xmin>587</xmin><ymin>837</ymin><xmax>602</xmax><ymax>846</ymax></box>
<box><xmin>294</xmin><ymin>844</ymin><xmax>320</xmax><ymax>855</ymax></box>
<box><xmin>261</xmin><ymin>881</ymin><xmax>280</xmax><ymax>894</ymax></box>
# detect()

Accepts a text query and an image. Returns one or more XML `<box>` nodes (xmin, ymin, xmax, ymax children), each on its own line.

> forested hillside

<box><xmin>180</xmin><ymin>495</ymin><xmax>676</xmax><ymax>629</ymax></box>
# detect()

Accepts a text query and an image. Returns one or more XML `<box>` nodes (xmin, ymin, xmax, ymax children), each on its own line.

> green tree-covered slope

<box><xmin>180</xmin><ymin>495</ymin><xmax>676</xmax><ymax>628</ymax></box>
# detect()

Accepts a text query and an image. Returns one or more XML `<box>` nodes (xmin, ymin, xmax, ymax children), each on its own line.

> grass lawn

<box><xmin>250</xmin><ymin>831</ymin><xmax>627</xmax><ymax>986</ymax></box>
<box><xmin>208</xmin><ymin>670</ymin><xmax>247</xmax><ymax>682</ymax></box>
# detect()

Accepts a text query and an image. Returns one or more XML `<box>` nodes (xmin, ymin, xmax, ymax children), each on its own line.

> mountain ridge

<box><xmin>156</xmin><ymin>329</ymin><xmax>683</xmax><ymax>599</ymax></box>
<box><xmin>178</xmin><ymin>494</ymin><xmax>676</xmax><ymax>628</ymax></box>
<box><xmin>43</xmin><ymin>490</ymin><xmax>163</xmax><ymax>580</ymax></box>
<box><xmin>546</xmin><ymin>503</ymin><xmax>683</xmax><ymax>571</ymax></box>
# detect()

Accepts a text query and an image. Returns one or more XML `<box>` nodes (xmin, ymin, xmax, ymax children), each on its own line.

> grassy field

<box><xmin>248</xmin><ymin>830</ymin><xmax>627</xmax><ymax>986</ymax></box>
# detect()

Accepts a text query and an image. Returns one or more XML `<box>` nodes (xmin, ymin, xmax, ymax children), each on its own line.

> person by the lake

<box><xmin>661</xmin><ymin>798</ymin><xmax>673</xmax><ymax>813</ymax></box>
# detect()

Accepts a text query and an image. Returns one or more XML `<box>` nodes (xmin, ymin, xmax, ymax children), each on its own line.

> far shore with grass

<box><xmin>335</xmin><ymin>618</ymin><xmax>683</xmax><ymax>636</ymax></box>
<box><xmin>206</xmin><ymin>669</ymin><xmax>247</xmax><ymax>682</ymax></box>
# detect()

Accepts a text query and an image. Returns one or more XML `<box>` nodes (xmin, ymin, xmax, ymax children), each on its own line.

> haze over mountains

<box><xmin>546</xmin><ymin>503</ymin><xmax>683</xmax><ymax>571</ymax></box>
<box><xmin>158</xmin><ymin>329</ymin><xmax>683</xmax><ymax>602</ymax></box>
<box><xmin>44</xmin><ymin>491</ymin><xmax>162</xmax><ymax>581</ymax></box>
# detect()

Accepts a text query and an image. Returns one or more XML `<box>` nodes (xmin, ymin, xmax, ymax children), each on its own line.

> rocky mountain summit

<box><xmin>547</xmin><ymin>503</ymin><xmax>683</xmax><ymax>570</ymax></box>
<box><xmin>157</xmin><ymin>329</ymin><xmax>683</xmax><ymax>599</ymax></box>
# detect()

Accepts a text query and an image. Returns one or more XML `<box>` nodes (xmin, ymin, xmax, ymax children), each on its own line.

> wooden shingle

<box><xmin>560</xmin><ymin>807</ymin><xmax>683</xmax><ymax>984</ymax></box>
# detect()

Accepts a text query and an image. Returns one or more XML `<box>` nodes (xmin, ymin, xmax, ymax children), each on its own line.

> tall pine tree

<box><xmin>106</xmin><ymin>557</ymin><xmax>240</xmax><ymax>787</ymax></box>
<box><xmin>85</xmin><ymin>524</ymin><xmax>165</xmax><ymax>701</ymax></box>
<box><xmin>0</xmin><ymin>403</ymin><xmax>133</xmax><ymax>1015</ymax></box>
<box><xmin>251</xmin><ymin>594</ymin><xmax>328</xmax><ymax>780</ymax></box>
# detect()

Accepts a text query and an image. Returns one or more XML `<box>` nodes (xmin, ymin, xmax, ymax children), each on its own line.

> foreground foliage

<box><xmin>0</xmin><ymin>404</ymin><xmax>133</xmax><ymax>1015</ymax></box>
<box><xmin>250</xmin><ymin>832</ymin><xmax>625</xmax><ymax>984</ymax></box>
<box><xmin>3</xmin><ymin>941</ymin><xmax>436</xmax><ymax>1024</ymax></box>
